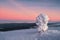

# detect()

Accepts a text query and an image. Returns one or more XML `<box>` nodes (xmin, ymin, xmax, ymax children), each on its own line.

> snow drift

<box><xmin>0</xmin><ymin>28</ymin><xmax>60</xmax><ymax>40</ymax></box>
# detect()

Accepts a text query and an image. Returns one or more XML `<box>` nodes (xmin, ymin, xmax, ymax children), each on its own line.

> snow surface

<box><xmin>0</xmin><ymin>28</ymin><xmax>60</xmax><ymax>40</ymax></box>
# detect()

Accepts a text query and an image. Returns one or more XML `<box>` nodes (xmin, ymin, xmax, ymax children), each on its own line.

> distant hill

<box><xmin>0</xmin><ymin>22</ymin><xmax>60</xmax><ymax>31</ymax></box>
<box><xmin>0</xmin><ymin>23</ymin><xmax>36</xmax><ymax>31</ymax></box>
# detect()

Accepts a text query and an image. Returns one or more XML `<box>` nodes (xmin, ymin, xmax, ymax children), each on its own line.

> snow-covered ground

<box><xmin>0</xmin><ymin>27</ymin><xmax>60</xmax><ymax>40</ymax></box>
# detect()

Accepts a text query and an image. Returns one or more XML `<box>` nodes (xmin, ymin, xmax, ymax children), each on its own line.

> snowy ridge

<box><xmin>0</xmin><ymin>29</ymin><xmax>60</xmax><ymax>40</ymax></box>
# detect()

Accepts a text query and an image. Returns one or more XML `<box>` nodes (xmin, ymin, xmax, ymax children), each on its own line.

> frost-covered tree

<box><xmin>36</xmin><ymin>13</ymin><xmax>49</xmax><ymax>33</ymax></box>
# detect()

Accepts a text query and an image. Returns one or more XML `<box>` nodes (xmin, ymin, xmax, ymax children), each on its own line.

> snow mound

<box><xmin>0</xmin><ymin>29</ymin><xmax>60</xmax><ymax>40</ymax></box>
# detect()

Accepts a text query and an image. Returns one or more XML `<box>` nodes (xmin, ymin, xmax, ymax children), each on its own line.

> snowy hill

<box><xmin>0</xmin><ymin>28</ymin><xmax>60</xmax><ymax>40</ymax></box>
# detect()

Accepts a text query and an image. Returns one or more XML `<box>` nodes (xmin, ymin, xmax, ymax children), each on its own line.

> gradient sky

<box><xmin>0</xmin><ymin>0</ymin><xmax>60</xmax><ymax>23</ymax></box>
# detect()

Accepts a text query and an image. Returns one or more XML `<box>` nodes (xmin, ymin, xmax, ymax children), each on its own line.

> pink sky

<box><xmin>0</xmin><ymin>0</ymin><xmax>60</xmax><ymax>22</ymax></box>
<box><xmin>0</xmin><ymin>6</ymin><xmax>60</xmax><ymax>21</ymax></box>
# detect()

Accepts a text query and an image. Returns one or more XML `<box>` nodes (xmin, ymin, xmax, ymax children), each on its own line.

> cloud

<box><xmin>0</xmin><ymin>0</ymin><xmax>60</xmax><ymax>7</ymax></box>
<box><xmin>15</xmin><ymin>0</ymin><xmax>60</xmax><ymax>7</ymax></box>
